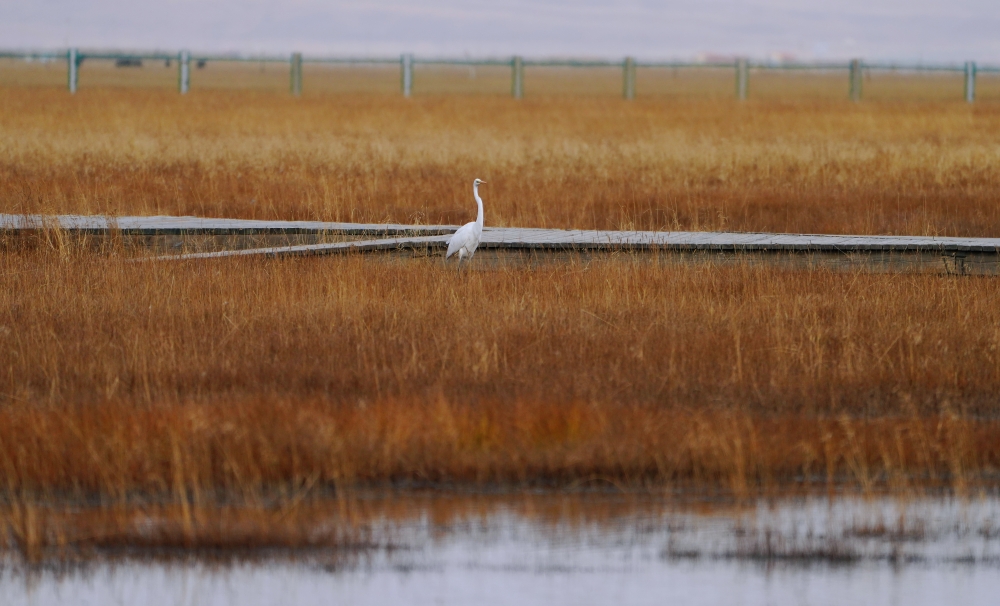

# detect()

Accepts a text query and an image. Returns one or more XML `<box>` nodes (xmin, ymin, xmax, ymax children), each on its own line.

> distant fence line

<box><xmin>2</xmin><ymin>49</ymin><xmax>998</xmax><ymax>102</ymax></box>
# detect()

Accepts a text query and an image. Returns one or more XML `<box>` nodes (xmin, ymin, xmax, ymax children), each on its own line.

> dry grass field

<box><xmin>2</xmin><ymin>75</ymin><xmax>1000</xmax><ymax>558</ymax></box>
<box><xmin>3</xmin><ymin>75</ymin><xmax>1000</xmax><ymax>236</ymax></box>
<box><xmin>4</xmin><ymin>248</ymin><xmax>1000</xmax><ymax>557</ymax></box>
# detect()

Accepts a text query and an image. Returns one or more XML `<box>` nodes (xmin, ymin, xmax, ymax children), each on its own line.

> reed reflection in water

<box><xmin>2</xmin><ymin>493</ymin><xmax>1000</xmax><ymax>606</ymax></box>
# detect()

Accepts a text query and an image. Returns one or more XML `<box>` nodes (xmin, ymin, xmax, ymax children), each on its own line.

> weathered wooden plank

<box><xmin>143</xmin><ymin>234</ymin><xmax>451</xmax><ymax>260</ymax></box>
<box><xmin>0</xmin><ymin>214</ymin><xmax>455</xmax><ymax>236</ymax></box>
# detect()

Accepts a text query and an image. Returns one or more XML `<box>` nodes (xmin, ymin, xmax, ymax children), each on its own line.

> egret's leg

<box><xmin>459</xmin><ymin>249</ymin><xmax>471</xmax><ymax>273</ymax></box>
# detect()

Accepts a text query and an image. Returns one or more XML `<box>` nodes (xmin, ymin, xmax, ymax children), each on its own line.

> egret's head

<box><xmin>474</xmin><ymin>178</ymin><xmax>487</xmax><ymax>186</ymax></box>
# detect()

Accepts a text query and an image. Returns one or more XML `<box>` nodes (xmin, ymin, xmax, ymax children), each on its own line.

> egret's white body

<box><xmin>446</xmin><ymin>179</ymin><xmax>486</xmax><ymax>263</ymax></box>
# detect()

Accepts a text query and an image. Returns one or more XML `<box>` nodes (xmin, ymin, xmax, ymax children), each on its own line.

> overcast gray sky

<box><xmin>2</xmin><ymin>0</ymin><xmax>997</xmax><ymax>62</ymax></box>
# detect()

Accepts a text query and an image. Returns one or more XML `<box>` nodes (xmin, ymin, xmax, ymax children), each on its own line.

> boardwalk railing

<box><xmin>2</xmin><ymin>49</ymin><xmax>998</xmax><ymax>102</ymax></box>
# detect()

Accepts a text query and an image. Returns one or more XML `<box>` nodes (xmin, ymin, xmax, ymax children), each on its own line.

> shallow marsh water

<box><xmin>3</xmin><ymin>493</ymin><xmax>1000</xmax><ymax>605</ymax></box>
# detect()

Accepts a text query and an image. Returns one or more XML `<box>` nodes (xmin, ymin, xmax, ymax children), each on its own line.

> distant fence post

<box><xmin>67</xmin><ymin>48</ymin><xmax>79</xmax><ymax>94</ymax></box>
<box><xmin>735</xmin><ymin>58</ymin><xmax>749</xmax><ymax>100</ymax></box>
<box><xmin>178</xmin><ymin>50</ymin><xmax>190</xmax><ymax>94</ymax></box>
<box><xmin>964</xmin><ymin>61</ymin><xmax>976</xmax><ymax>103</ymax></box>
<box><xmin>511</xmin><ymin>56</ymin><xmax>524</xmax><ymax>99</ymax></box>
<box><xmin>290</xmin><ymin>52</ymin><xmax>303</xmax><ymax>96</ymax></box>
<box><xmin>401</xmin><ymin>54</ymin><xmax>413</xmax><ymax>97</ymax></box>
<box><xmin>623</xmin><ymin>57</ymin><xmax>636</xmax><ymax>100</ymax></box>
<box><xmin>849</xmin><ymin>59</ymin><xmax>862</xmax><ymax>102</ymax></box>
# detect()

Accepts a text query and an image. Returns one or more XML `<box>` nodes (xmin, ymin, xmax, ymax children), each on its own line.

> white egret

<box><xmin>445</xmin><ymin>178</ymin><xmax>487</xmax><ymax>264</ymax></box>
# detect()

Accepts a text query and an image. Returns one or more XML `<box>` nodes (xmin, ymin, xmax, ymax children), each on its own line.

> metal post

<box><xmin>849</xmin><ymin>58</ymin><xmax>862</xmax><ymax>102</ymax></box>
<box><xmin>623</xmin><ymin>56</ymin><xmax>636</xmax><ymax>100</ymax></box>
<box><xmin>401</xmin><ymin>53</ymin><xmax>413</xmax><ymax>97</ymax></box>
<box><xmin>511</xmin><ymin>56</ymin><xmax>524</xmax><ymax>99</ymax></box>
<box><xmin>735</xmin><ymin>58</ymin><xmax>749</xmax><ymax>100</ymax></box>
<box><xmin>178</xmin><ymin>50</ymin><xmax>190</xmax><ymax>94</ymax></box>
<box><xmin>290</xmin><ymin>52</ymin><xmax>303</xmax><ymax>96</ymax></box>
<box><xmin>965</xmin><ymin>61</ymin><xmax>976</xmax><ymax>103</ymax></box>
<box><xmin>67</xmin><ymin>48</ymin><xmax>78</xmax><ymax>94</ymax></box>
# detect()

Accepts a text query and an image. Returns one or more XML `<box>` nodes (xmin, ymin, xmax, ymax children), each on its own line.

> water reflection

<box><xmin>3</xmin><ymin>493</ymin><xmax>999</xmax><ymax>606</ymax></box>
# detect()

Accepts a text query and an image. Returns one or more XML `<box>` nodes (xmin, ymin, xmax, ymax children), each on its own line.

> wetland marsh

<box><xmin>2</xmin><ymin>79</ymin><xmax>1000</xmax><ymax>601</ymax></box>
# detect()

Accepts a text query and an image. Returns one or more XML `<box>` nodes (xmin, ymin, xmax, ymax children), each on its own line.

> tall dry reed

<box><xmin>3</xmin><ymin>247</ymin><xmax>1000</xmax><ymax>499</ymax></box>
<box><xmin>4</xmin><ymin>248</ymin><xmax>1000</xmax><ymax>414</ymax></box>
<box><xmin>2</xmin><ymin>89</ymin><xmax>1000</xmax><ymax>236</ymax></box>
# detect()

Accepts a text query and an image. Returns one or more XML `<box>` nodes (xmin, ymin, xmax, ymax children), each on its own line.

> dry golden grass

<box><xmin>3</xmin><ymin>85</ymin><xmax>1000</xmax><ymax>557</ymax></box>
<box><xmin>3</xmin><ymin>86</ymin><xmax>1000</xmax><ymax>235</ymax></box>
<box><xmin>3</xmin><ymin>249</ymin><xmax>1000</xmax><ymax>413</ymax></box>
<box><xmin>3</xmin><ymin>250</ymin><xmax>1000</xmax><ymax>489</ymax></box>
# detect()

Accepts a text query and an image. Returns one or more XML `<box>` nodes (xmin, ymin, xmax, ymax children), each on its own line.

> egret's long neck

<box><xmin>474</xmin><ymin>184</ymin><xmax>484</xmax><ymax>228</ymax></box>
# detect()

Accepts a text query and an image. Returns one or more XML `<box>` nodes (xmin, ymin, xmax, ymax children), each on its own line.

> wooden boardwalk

<box><xmin>4</xmin><ymin>214</ymin><xmax>1000</xmax><ymax>272</ymax></box>
<box><xmin>0</xmin><ymin>214</ymin><xmax>454</xmax><ymax>236</ymax></box>
<box><xmin>137</xmin><ymin>227</ymin><xmax>1000</xmax><ymax>260</ymax></box>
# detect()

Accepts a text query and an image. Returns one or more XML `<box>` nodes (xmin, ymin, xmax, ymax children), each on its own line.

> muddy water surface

<box><xmin>3</xmin><ymin>493</ymin><xmax>999</xmax><ymax>605</ymax></box>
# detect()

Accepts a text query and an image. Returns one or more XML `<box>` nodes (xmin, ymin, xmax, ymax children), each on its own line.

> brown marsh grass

<box><xmin>3</xmin><ymin>250</ymin><xmax>1000</xmax><ymax>489</ymax></box>
<box><xmin>3</xmin><ymin>87</ymin><xmax>1000</xmax><ymax>236</ymax></box>
<box><xmin>3</xmin><ymin>86</ymin><xmax>1000</xmax><ymax>557</ymax></box>
<box><xmin>3</xmin><ymin>247</ymin><xmax>1000</xmax><ymax>557</ymax></box>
